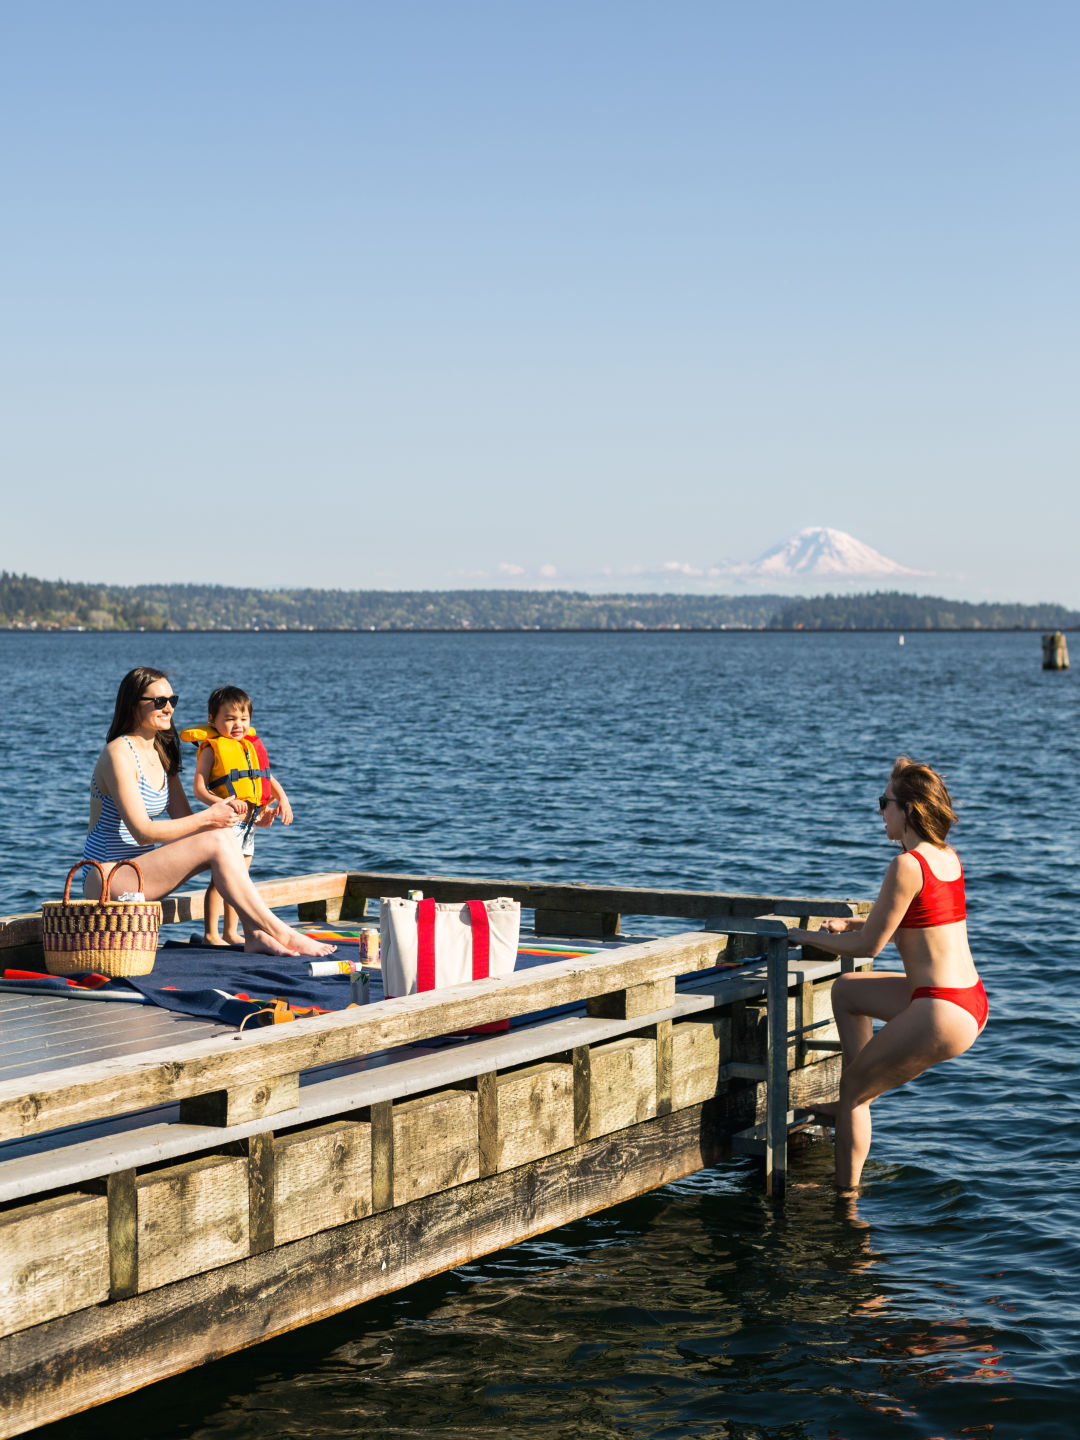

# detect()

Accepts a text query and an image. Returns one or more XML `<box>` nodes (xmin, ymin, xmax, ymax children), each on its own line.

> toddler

<box><xmin>181</xmin><ymin>686</ymin><xmax>293</xmax><ymax>946</ymax></box>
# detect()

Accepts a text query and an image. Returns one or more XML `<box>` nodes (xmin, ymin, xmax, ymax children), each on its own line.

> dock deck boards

<box><xmin>0</xmin><ymin>992</ymin><xmax>234</xmax><ymax>1084</ymax></box>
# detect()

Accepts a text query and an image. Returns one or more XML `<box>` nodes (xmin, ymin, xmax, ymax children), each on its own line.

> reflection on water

<box><xmin>6</xmin><ymin>631</ymin><xmax>1080</xmax><ymax>1438</ymax></box>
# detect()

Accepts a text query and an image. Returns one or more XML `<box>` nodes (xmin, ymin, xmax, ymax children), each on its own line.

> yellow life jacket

<box><xmin>180</xmin><ymin>724</ymin><xmax>273</xmax><ymax>807</ymax></box>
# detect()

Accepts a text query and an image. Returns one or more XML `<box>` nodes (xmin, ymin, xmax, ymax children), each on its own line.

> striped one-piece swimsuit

<box><xmin>83</xmin><ymin>737</ymin><xmax>170</xmax><ymax>864</ymax></box>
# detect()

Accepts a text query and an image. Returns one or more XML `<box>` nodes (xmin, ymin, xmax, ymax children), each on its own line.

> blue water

<box><xmin>3</xmin><ymin>630</ymin><xmax>1078</xmax><ymax>1440</ymax></box>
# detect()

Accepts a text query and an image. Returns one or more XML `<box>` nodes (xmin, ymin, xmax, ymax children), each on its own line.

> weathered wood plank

<box><xmin>0</xmin><ymin>943</ymin><xmax>44</xmax><ymax>971</ymax></box>
<box><xmin>670</xmin><ymin>1014</ymin><xmax>733</xmax><ymax>1109</ymax></box>
<box><xmin>0</xmin><ymin>1193</ymin><xmax>109</xmax><ymax>1340</ymax></box>
<box><xmin>533</xmin><ymin>908</ymin><xmax>621</xmax><ymax>939</ymax></box>
<box><xmin>476</xmin><ymin>1072</ymin><xmax>498</xmax><ymax>1178</ymax></box>
<box><xmin>0</xmin><ymin>1100</ymin><xmax>737</xmax><ymax>1435</ymax></box>
<box><xmin>245</xmin><ymin>1133</ymin><xmax>276</xmax><ymax>1255</ymax></box>
<box><xmin>345</xmin><ymin>870</ymin><xmax>865</xmax><ymax>921</ymax></box>
<box><xmin>296</xmin><ymin>891</ymin><xmax>369</xmax><ymax>925</ymax></box>
<box><xmin>782</xmin><ymin>979</ymin><xmax>840</xmax><ymax>1070</ymax></box>
<box><xmin>0</xmin><ymin>873</ymin><xmax>352</xmax><ymax>951</ymax></box>
<box><xmin>586</xmin><ymin>977</ymin><xmax>675</xmax><ymax>1020</ymax></box>
<box><xmin>158</xmin><ymin>872</ymin><xmax>350</xmax><ymax>927</ymax></box>
<box><xmin>135</xmin><ymin>1155</ymin><xmax>249</xmax><ymax>1293</ymax></box>
<box><xmin>273</xmin><ymin>1120</ymin><xmax>371</xmax><ymax>1246</ymax></box>
<box><xmin>178</xmin><ymin>1074</ymin><xmax>300</xmax><ymax>1128</ymax></box>
<box><xmin>493</xmin><ymin>1061</ymin><xmax>574</xmax><ymax>1171</ymax></box>
<box><xmin>572</xmin><ymin>1045</ymin><xmax>590</xmax><ymax>1144</ymax></box>
<box><xmin>0</xmin><ymin>932</ymin><xmax>745</xmax><ymax>1143</ymax></box>
<box><xmin>588</xmin><ymin>1036</ymin><xmax>657</xmax><ymax>1138</ymax></box>
<box><xmin>368</xmin><ymin>1101</ymin><xmax>394</xmax><ymax>1214</ymax></box>
<box><xmin>105</xmin><ymin>1169</ymin><xmax>138</xmax><ymax>1299</ymax></box>
<box><xmin>653</xmin><ymin>1019</ymin><xmax>673</xmax><ymax>1117</ymax></box>
<box><xmin>0</xmin><ymin>917</ymin><xmax>42</xmax><ymax>952</ymax></box>
<box><xmin>392</xmin><ymin>1089</ymin><xmax>479</xmax><ymax>1206</ymax></box>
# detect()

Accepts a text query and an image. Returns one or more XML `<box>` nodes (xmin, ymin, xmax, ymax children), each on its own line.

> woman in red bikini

<box><xmin>786</xmin><ymin>756</ymin><xmax>986</xmax><ymax>1193</ymax></box>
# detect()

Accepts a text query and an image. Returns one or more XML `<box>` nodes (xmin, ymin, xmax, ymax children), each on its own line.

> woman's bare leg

<box><xmin>810</xmin><ymin>973</ymin><xmax>911</xmax><ymax>1122</ymax></box>
<box><xmin>834</xmin><ymin>997</ymin><xmax>979</xmax><ymax>1191</ymax></box>
<box><xmin>90</xmin><ymin>836</ymin><xmax>334</xmax><ymax>957</ymax></box>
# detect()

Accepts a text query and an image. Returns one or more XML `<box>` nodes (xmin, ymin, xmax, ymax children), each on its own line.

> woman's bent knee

<box><xmin>838</xmin><ymin>1072</ymin><xmax>870</xmax><ymax>1109</ymax></box>
<box><xmin>831</xmin><ymin>974</ymin><xmax>860</xmax><ymax>1015</ymax></box>
<box><xmin>206</xmin><ymin>829</ymin><xmax>236</xmax><ymax>860</ymax></box>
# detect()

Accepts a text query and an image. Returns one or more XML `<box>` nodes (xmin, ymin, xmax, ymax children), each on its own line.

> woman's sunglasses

<box><xmin>878</xmin><ymin>794</ymin><xmax>901</xmax><ymax>811</ymax></box>
<box><xmin>141</xmin><ymin>694</ymin><xmax>179</xmax><ymax>710</ymax></box>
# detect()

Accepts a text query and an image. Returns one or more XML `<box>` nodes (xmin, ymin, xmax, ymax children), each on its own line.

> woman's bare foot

<box><xmin>244</xmin><ymin>929</ymin><xmax>302</xmax><ymax>957</ymax></box>
<box><xmin>807</xmin><ymin>1103</ymin><xmax>838</xmax><ymax>1124</ymax></box>
<box><xmin>244</xmin><ymin>928</ymin><xmax>337</xmax><ymax>958</ymax></box>
<box><xmin>284</xmin><ymin>927</ymin><xmax>336</xmax><ymax>957</ymax></box>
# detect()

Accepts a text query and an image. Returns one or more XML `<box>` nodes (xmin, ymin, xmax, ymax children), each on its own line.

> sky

<box><xmin>1</xmin><ymin>2</ymin><xmax>1077</xmax><ymax>603</ymax></box>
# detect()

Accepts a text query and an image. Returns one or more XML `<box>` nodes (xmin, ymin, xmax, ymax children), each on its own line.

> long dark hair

<box><xmin>106</xmin><ymin>667</ymin><xmax>181</xmax><ymax>775</ymax></box>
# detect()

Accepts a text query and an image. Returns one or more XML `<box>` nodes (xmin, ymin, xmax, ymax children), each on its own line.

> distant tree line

<box><xmin>1</xmin><ymin>573</ymin><xmax>1076</xmax><ymax>632</ymax></box>
<box><xmin>772</xmin><ymin>593</ymin><xmax>1080</xmax><ymax>630</ymax></box>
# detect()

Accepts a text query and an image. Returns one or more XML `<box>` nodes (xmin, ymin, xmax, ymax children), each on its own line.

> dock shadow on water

<box><xmin>34</xmin><ymin>1139</ymin><xmax>1053</xmax><ymax>1440</ymax></box>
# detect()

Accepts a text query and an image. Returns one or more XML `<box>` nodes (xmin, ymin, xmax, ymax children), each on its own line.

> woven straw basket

<box><xmin>41</xmin><ymin>859</ymin><xmax>161</xmax><ymax>977</ymax></box>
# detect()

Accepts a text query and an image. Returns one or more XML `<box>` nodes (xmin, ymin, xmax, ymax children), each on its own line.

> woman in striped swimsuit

<box><xmin>83</xmin><ymin>667</ymin><xmax>334</xmax><ymax>958</ymax></box>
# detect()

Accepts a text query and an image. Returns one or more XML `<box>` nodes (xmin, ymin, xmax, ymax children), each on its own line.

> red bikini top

<box><xmin>897</xmin><ymin>848</ymin><xmax>966</xmax><ymax>929</ymax></box>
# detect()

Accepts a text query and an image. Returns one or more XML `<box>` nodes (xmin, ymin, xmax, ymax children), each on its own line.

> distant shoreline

<box><xmin>3</xmin><ymin>573</ymin><xmax>1077</xmax><ymax>634</ymax></box>
<box><xmin>3</xmin><ymin>625</ymin><xmax>1075</xmax><ymax>636</ymax></box>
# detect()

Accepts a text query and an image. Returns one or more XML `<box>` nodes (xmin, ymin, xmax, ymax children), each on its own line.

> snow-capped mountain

<box><xmin>740</xmin><ymin>526</ymin><xmax>925</xmax><ymax>581</ymax></box>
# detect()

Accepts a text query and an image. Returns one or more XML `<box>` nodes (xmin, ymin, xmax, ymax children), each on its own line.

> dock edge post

<box><xmin>765</xmin><ymin>934</ymin><xmax>789</xmax><ymax>1199</ymax></box>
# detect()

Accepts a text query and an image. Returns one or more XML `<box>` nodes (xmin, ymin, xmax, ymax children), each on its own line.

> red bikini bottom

<box><xmin>910</xmin><ymin>978</ymin><xmax>988</xmax><ymax>1032</ymax></box>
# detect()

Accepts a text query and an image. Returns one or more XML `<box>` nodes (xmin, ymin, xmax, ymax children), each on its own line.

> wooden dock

<box><xmin>0</xmin><ymin>870</ymin><xmax>869</xmax><ymax>1436</ymax></box>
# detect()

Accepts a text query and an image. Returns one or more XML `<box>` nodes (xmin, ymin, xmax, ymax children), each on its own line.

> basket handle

<box><xmin>61</xmin><ymin>858</ymin><xmax>145</xmax><ymax>906</ymax></box>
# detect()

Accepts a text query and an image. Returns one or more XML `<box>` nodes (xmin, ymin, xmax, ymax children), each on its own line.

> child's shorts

<box><xmin>234</xmin><ymin>823</ymin><xmax>256</xmax><ymax>859</ymax></box>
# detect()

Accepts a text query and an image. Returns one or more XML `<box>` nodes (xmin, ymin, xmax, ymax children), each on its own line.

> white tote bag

<box><xmin>380</xmin><ymin>896</ymin><xmax>521</xmax><ymax>1001</ymax></box>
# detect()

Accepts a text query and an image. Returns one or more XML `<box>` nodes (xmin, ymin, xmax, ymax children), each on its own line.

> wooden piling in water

<box><xmin>1042</xmin><ymin>631</ymin><xmax>1070</xmax><ymax>669</ymax></box>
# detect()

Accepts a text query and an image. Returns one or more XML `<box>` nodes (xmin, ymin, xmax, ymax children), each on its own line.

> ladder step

<box><xmin>731</xmin><ymin>1111</ymin><xmax>801</xmax><ymax>1154</ymax></box>
<box><xmin>802</xmin><ymin>1039</ymin><xmax>842</xmax><ymax>1052</ymax></box>
<box><xmin>725</xmin><ymin>1062</ymin><xmax>767</xmax><ymax>1081</ymax></box>
<box><xmin>732</xmin><ymin>1109</ymin><xmax>829</xmax><ymax>1154</ymax></box>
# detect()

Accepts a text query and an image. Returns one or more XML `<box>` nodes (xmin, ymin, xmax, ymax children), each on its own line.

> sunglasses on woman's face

<box><xmin>878</xmin><ymin>794</ymin><xmax>901</xmax><ymax>811</ymax></box>
<box><xmin>141</xmin><ymin>694</ymin><xmax>179</xmax><ymax>710</ymax></box>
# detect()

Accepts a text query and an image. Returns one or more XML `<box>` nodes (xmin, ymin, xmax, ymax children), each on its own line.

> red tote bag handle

<box><xmin>416</xmin><ymin>898</ymin><xmax>437</xmax><ymax>992</ymax></box>
<box><xmin>467</xmin><ymin>900</ymin><xmax>490</xmax><ymax>981</ymax></box>
<box><xmin>414</xmin><ymin>898</ymin><xmax>493</xmax><ymax>993</ymax></box>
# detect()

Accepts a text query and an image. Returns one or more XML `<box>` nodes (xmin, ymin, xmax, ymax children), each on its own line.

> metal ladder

<box><xmin>705</xmin><ymin>921</ymin><xmax>852</xmax><ymax>1199</ymax></box>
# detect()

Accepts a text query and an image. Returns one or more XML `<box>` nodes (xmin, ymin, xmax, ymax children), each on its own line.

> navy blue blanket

<box><xmin>0</xmin><ymin>938</ymin><xmax>605</xmax><ymax>1029</ymax></box>
<box><xmin>1</xmin><ymin>935</ymin><xmax>758</xmax><ymax>1031</ymax></box>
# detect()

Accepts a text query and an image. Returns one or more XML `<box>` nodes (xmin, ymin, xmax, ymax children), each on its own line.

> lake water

<box><xmin>3</xmin><ymin>629</ymin><xmax>1077</xmax><ymax>1440</ymax></box>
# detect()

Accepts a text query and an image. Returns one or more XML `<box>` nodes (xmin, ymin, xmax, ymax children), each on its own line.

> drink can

<box><xmin>407</xmin><ymin>889</ymin><xmax>424</xmax><ymax>902</ymax></box>
<box><xmin>358</xmin><ymin>927</ymin><xmax>380</xmax><ymax>964</ymax></box>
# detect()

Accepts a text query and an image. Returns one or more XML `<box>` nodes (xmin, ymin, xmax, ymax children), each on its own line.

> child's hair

<box><xmin>890</xmin><ymin>755</ymin><xmax>957</xmax><ymax>845</ymax></box>
<box><xmin>107</xmin><ymin>666</ymin><xmax>181</xmax><ymax>775</ymax></box>
<box><xmin>208</xmin><ymin>685</ymin><xmax>253</xmax><ymax>721</ymax></box>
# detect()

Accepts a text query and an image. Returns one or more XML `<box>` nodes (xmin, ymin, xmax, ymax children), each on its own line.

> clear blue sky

<box><xmin>1</xmin><ymin>2</ymin><xmax>1076</xmax><ymax>602</ymax></box>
